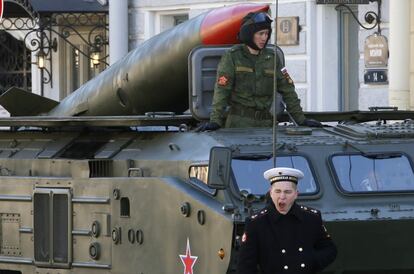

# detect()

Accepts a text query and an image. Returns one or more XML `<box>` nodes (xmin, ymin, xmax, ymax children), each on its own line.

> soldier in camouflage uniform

<box><xmin>199</xmin><ymin>12</ymin><xmax>322</xmax><ymax>130</ymax></box>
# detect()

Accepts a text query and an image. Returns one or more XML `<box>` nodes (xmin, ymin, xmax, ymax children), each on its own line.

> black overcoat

<box><xmin>237</xmin><ymin>203</ymin><xmax>337</xmax><ymax>274</ymax></box>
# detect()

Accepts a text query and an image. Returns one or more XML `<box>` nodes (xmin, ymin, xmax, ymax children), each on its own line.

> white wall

<box><xmin>314</xmin><ymin>4</ymin><xmax>340</xmax><ymax>111</ymax></box>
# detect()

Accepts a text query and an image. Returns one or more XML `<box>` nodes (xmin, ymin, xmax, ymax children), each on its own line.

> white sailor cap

<box><xmin>263</xmin><ymin>167</ymin><xmax>304</xmax><ymax>185</ymax></box>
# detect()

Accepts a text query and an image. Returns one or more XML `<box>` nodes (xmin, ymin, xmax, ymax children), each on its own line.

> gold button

<box><xmin>284</xmin><ymin>265</ymin><xmax>288</xmax><ymax>270</ymax></box>
<box><xmin>298</xmin><ymin>247</ymin><xmax>303</xmax><ymax>252</ymax></box>
<box><xmin>281</xmin><ymin>249</ymin><xmax>286</xmax><ymax>254</ymax></box>
<box><xmin>301</xmin><ymin>263</ymin><xmax>306</xmax><ymax>268</ymax></box>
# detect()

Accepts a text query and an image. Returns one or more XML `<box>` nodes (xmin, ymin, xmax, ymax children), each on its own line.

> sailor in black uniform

<box><xmin>237</xmin><ymin>167</ymin><xmax>337</xmax><ymax>274</ymax></box>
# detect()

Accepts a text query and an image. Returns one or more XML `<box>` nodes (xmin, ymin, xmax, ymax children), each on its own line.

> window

<box><xmin>159</xmin><ymin>13</ymin><xmax>188</xmax><ymax>33</ymax></box>
<box><xmin>57</xmin><ymin>15</ymin><xmax>108</xmax><ymax>99</ymax></box>
<box><xmin>0</xmin><ymin>31</ymin><xmax>31</xmax><ymax>94</ymax></box>
<box><xmin>174</xmin><ymin>15</ymin><xmax>188</xmax><ymax>26</ymax></box>
<box><xmin>189</xmin><ymin>165</ymin><xmax>209</xmax><ymax>184</ymax></box>
<box><xmin>61</xmin><ymin>39</ymin><xmax>107</xmax><ymax>99</ymax></box>
<box><xmin>189</xmin><ymin>165</ymin><xmax>215</xmax><ymax>195</ymax></box>
<box><xmin>71</xmin><ymin>47</ymin><xmax>81</xmax><ymax>91</ymax></box>
<box><xmin>232</xmin><ymin>156</ymin><xmax>318</xmax><ymax>196</ymax></box>
<box><xmin>331</xmin><ymin>153</ymin><xmax>414</xmax><ymax>193</ymax></box>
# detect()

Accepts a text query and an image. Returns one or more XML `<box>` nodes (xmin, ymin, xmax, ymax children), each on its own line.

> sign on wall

<box><xmin>364</xmin><ymin>69</ymin><xmax>388</xmax><ymax>85</ymax></box>
<box><xmin>276</xmin><ymin>17</ymin><xmax>299</xmax><ymax>46</ymax></box>
<box><xmin>364</xmin><ymin>34</ymin><xmax>389</xmax><ymax>85</ymax></box>
<box><xmin>364</xmin><ymin>34</ymin><xmax>389</xmax><ymax>68</ymax></box>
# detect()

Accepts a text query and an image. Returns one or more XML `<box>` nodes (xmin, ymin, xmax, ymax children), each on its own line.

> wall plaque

<box><xmin>276</xmin><ymin>17</ymin><xmax>299</xmax><ymax>46</ymax></box>
<box><xmin>364</xmin><ymin>34</ymin><xmax>388</xmax><ymax>68</ymax></box>
<box><xmin>364</xmin><ymin>69</ymin><xmax>388</xmax><ymax>85</ymax></box>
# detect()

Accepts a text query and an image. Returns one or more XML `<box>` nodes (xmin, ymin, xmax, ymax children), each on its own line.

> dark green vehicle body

<box><xmin>0</xmin><ymin>113</ymin><xmax>413</xmax><ymax>273</ymax></box>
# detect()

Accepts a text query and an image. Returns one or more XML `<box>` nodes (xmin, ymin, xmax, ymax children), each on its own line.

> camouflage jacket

<box><xmin>210</xmin><ymin>44</ymin><xmax>306</xmax><ymax>127</ymax></box>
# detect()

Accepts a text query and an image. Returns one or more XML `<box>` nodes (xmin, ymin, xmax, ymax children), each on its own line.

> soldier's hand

<box><xmin>196</xmin><ymin>122</ymin><xmax>221</xmax><ymax>132</ymax></box>
<box><xmin>301</xmin><ymin>118</ymin><xmax>323</xmax><ymax>128</ymax></box>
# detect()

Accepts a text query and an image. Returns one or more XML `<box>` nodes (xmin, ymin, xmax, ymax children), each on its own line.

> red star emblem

<box><xmin>179</xmin><ymin>238</ymin><xmax>198</xmax><ymax>274</ymax></box>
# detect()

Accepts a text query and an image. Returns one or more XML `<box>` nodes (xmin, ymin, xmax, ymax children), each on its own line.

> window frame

<box><xmin>188</xmin><ymin>163</ymin><xmax>216</xmax><ymax>196</ymax></box>
<box><xmin>153</xmin><ymin>10</ymin><xmax>189</xmax><ymax>35</ymax></box>
<box><xmin>328</xmin><ymin>151</ymin><xmax>414</xmax><ymax>196</ymax></box>
<box><xmin>230</xmin><ymin>153</ymin><xmax>321</xmax><ymax>199</ymax></box>
<box><xmin>57</xmin><ymin>21</ymin><xmax>108</xmax><ymax>99</ymax></box>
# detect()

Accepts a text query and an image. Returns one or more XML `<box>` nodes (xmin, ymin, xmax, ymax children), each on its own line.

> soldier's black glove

<box><xmin>196</xmin><ymin>122</ymin><xmax>221</xmax><ymax>132</ymax></box>
<box><xmin>301</xmin><ymin>118</ymin><xmax>323</xmax><ymax>127</ymax></box>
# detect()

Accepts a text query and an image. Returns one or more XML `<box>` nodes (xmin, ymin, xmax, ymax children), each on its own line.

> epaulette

<box><xmin>250</xmin><ymin>208</ymin><xmax>269</xmax><ymax>220</ymax></box>
<box><xmin>262</xmin><ymin>47</ymin><xmax>275</xmax><ymax>55</ymax></box>
<box><xmin>230</xmin><ymin>44</ymin><xmax>244</xmax><ymax>52</ymax></box>
<box><xmin>299</xmin><ymin>205</ymin><xmax>320</xmax><ymax>215</ymax></box>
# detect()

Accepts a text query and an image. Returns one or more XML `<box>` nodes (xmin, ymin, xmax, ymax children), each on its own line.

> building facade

<box><xmin>129</xmin><ymin>0</ymin><xmax>393</xmax><ymax>112</ymax></box>
<box><xmin>1</xmin><ymin>0</ymin><xmax>414</xmax><ymax>116</ymax></box>
<box><xmin>0</xmin><ymin>0</ymin><xmax>109</xmax><ymax>112</ymax></box>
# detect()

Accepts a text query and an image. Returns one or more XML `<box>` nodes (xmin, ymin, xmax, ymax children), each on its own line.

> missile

<box><xmin>0</xmin><ymin>3</ymin><xmax>269</xmax><ymax>117</ymax></box>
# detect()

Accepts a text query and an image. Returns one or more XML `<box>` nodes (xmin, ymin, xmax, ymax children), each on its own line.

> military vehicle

<box><xmin>0</xmin><ymin>3</ymin><xmax>413</xmax><ymax>274</ymax></box>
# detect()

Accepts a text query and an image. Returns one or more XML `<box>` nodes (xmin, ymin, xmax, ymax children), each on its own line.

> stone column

<box><xmin>109</xmin><ymin>0</ymin><xmax>129</xmax><ymax>65</ymax></box>
<box><xmin>389</xmin><ymin>0</ymin><xmax>410</xmax><ymax>109</ymax></box>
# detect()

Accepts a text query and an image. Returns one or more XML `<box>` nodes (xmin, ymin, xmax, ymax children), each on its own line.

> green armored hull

<box><xmin>0</xmin><ymin>113</ymin><xmax>413</xmax><ymax>273</ymax></box>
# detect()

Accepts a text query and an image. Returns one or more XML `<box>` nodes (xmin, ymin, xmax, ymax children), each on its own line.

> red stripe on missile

<box><xmin>200</xmin><ymin>4</ymin><xmax>269</xmax><ymax>45</ymax></box>
<box><xmin>0</xmin><ymin>0</ymin><xmax>3</xmax><ymax>21</ymax></box>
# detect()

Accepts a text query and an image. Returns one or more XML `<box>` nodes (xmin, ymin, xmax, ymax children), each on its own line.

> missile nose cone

<box><xmin>200</xmin><ymin>3</ymin><xmax>270</xmax><ymax>45</ymax></box>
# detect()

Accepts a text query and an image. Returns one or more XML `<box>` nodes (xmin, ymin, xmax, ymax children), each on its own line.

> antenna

<box><xmin>272</xmin><ymin>0</ymin><xmax>279</xmax><ymax>168</ymax></box>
